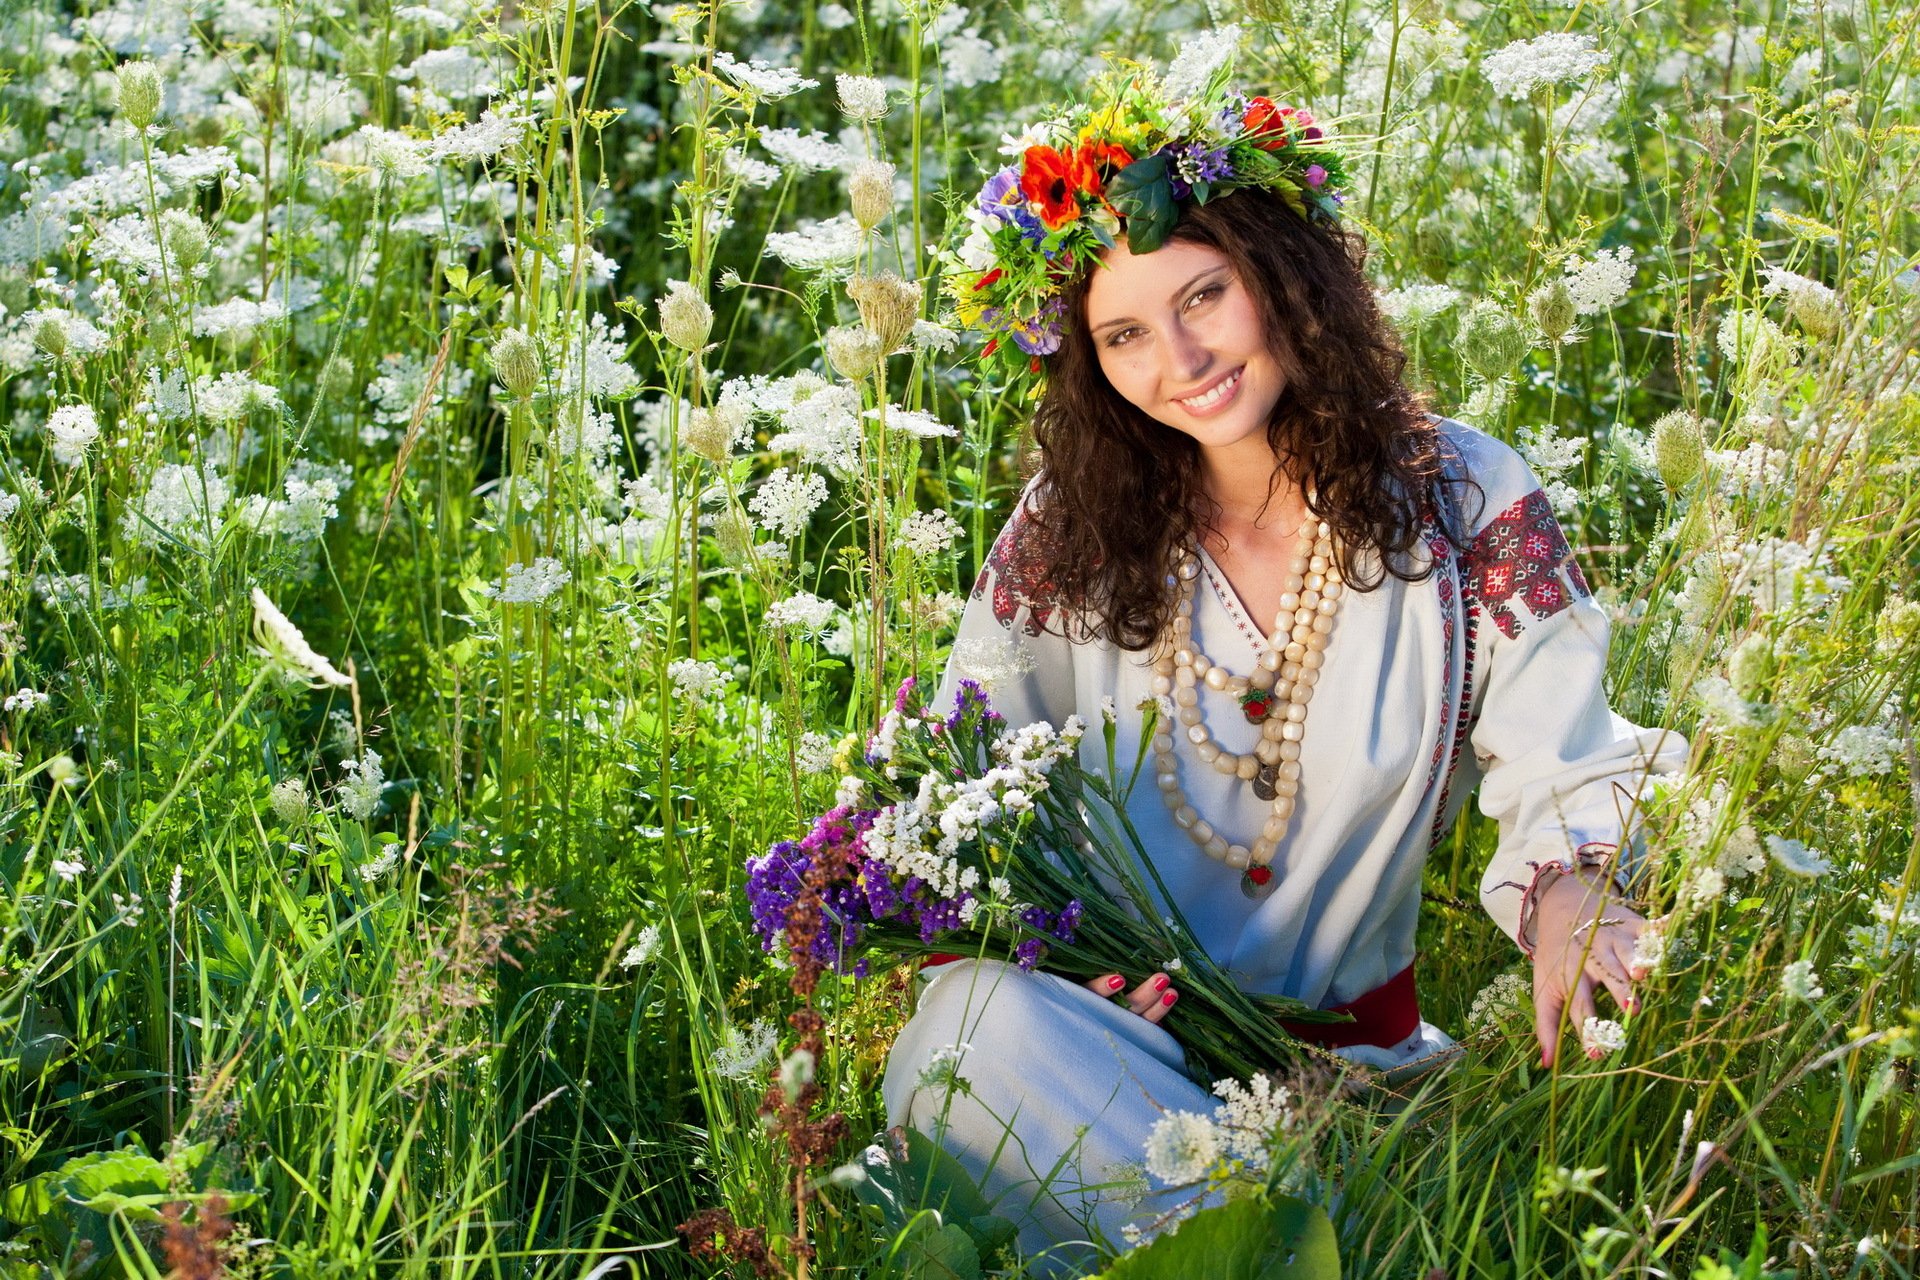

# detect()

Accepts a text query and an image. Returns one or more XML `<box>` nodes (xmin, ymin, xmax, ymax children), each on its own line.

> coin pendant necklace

<box><xmin>1147</xmin><ymin>516</ymin><xmax>1343</xmax><ymax>898</ymax></box>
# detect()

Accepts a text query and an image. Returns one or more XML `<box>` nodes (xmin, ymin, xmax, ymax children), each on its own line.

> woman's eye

<box><xmin>1106</xmin><ymin>327</ymin><xmax>1139</xmax><ymax>348</ymax></box>
<box><xmin>1186</xmin><ymin>285</ymin><xmax>1221</xmax><ymax>309</ymax></box>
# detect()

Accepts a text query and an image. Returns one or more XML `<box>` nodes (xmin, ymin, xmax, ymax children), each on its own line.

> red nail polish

<box><xmin>1162</xmin><ymin>990</ymin><xmax>1178</xmax><ymax>1007</ymax></box>
<box><xmin>1108</xmin><ymin>975</ymin><xmax>1125</xmax><ymax>991</ymax></box>
<box><xmin>1153</xmin><ymin>975</ymin><xmax>1170</xmax><ymax>992</ymax></box>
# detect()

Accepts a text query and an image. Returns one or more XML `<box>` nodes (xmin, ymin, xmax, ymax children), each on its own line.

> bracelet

<box><xmin>1571</xmin><ymin>917</ymin><xmax>1626</xmax><ymax>937</ymax></box>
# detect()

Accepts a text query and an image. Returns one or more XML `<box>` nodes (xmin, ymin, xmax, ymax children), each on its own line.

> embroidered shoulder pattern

<box><xmin>1461</xmin><ymin>488</ymin><xmax>1591</xmax><ymax>640</ymax></box>
<box><xmin>971</xmin><ymin>502</ymin><xmax>1066</xmax><ymax>638</ymax></box>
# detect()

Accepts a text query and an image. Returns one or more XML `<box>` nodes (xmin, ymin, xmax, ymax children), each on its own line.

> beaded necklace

<box><xmin>1148</xmin><ymin>518</ymin><xmax>1343</xmax><ymax>898</ymax></box>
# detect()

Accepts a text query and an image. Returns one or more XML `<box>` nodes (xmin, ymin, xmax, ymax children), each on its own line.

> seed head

<box><xmin>679</xmin><ymin>405</ymin><xmax>734</xmax><ymax>463</ymax></box>
<box><xmin>1527</xmin><ymin>279</ymin><xmax>1577</xmax><ymax>345</ymax></box>
<box><xmin>33</xmin><ymin>313</ymin><xmax>68</xmax><ymax>359</ymax></box>
<box><xmin>1456</xmin><ymin>301</ymin><xmax>1528</xmax><ymax>378</ymax></box>
<box><xmin>159</xmin><ymin>209</ymin><xmax>210</xmax><ymax>272</ymax></box>
<box><xmin>116</xmin><ymin>61</ymin><xmax>164</xmax><ymax>130</ymax></box>
<box><xmin>1726</xmin><ymin>631</ymin><xmax>1774</xmax><ymax>701</ymax></box>
<box><xmin>825</xmin><ymin>325</ymin><xmax>885</xmax><ymax>381</ymax></box>
<box><xmin>847</xmin><ymin>158</ymin><xmax>895</xmax><ymax>232</ymax></box>
<box><xmin>488</xmin><ymin>327</ymin><xmax>542</xmax><ymax>399</ymax></box>
<box><xmin>846</xmin><ymin>272</ymin><xmax>922</xmax><ymax>354</ymax></box>
<box><xmin>1649</xmin><ymin>409</ymin><xmax>1708</xmax><ymax>492</ymax></box>
<box><xmin>658</xmin><ymin>279</ymin><xmax>714</xmax><ymax>353</ymax></box>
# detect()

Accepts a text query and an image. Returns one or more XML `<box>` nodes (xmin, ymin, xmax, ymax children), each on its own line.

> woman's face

<box><xmin>1082</xmin><ymin>236</ymin><xmax>1286</xmax><ymax>454</ymax></box>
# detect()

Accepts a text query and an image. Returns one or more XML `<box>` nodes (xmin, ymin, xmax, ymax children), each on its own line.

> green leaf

<box><xmin>890</xmin><ymin>1215</ymin><xmax>982</xmax><ymax>1280</ymax></box>
<box><xmin>854</xmin><ymin>1129</ymin><xmax>999</xmax><ymax>1236</ymax></box>
<box><xmin>1096</xmin><ymin>1195</ymin><xmax>1339</xmax><ymax>1280</ymax></box>
<box><xmin>1106</xmin><ymin>155</ymin><xmax>1176</xmax><ymax>252</ymax></box>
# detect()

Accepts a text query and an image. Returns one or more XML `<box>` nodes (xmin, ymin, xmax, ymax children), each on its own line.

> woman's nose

<box><xmin>1162</xmin><ymin>321</ymin><xmax>1212</xmax><ymax>383</ymax></box>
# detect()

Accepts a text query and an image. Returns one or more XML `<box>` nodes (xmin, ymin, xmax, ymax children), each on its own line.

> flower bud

<box><xmin>825</xmin><ymin>324</ymin><xmax>885</xmax><ymax>381</ymax></box>
<box><xmin>1456</xmin><ymin>301</ymin><xmax>1528</xmax><ymax>379</ymax></box>
<box><xmin>1773</xmin><ymin>733</ymin><xmax>1817</xmax><ymax>782</ymax></box>
<box><xmin>658</xmin><ymin>278</ymin><xmax>714</xmax><ymax>353</ymax></box>
<box><xmin>1527</xmin><ymin>279</ymin><xmax>1577</xmax><ymax>345</ymax></box>
<box><xmin>159</xmin><ymin>208</ymin><xmax>210</xmax><ymax>272</ymax></box>
<box><xmin>116</xmin><ymin>61</ymin><xmax>163</xmax><ymax>130</ymax></box>
<box><xmin>1875</xmin><ymin>595</ymin><xmax>1920</xmax><ymax>657</ymax></box>
<box><xmin>847</xmin><ymin>158</ymin><xmax>895</xmax><ymax>232</ymax></box>
<box><xmin>846</xmin><ymin>272</ymin><xmax>922</xmax><ymax>354</ymax></box>
<box><xmin>1649</xmin><ymin>409</ymin><xmax>1707</xmax><ymax>492</ymax></box>
<box><xmin>489</xmin><ymin>327</ymin><xmax>542</xmax><ymax>399</ymax></box>
<box><xmin>679</xmin><ymin>405</ymin><xmax>734</xmax><ymax>463</ymax></box>
<box><xmin>33</xmin><ymin>313</ymin><xmax>68</xmax><ymax>359</ymax></box>
<box><xmin>1726</xmin><ymin>631</ymin><xmax>1774</xmax><ymax>701</ymax></box>
<box><xmin>836</xmin><ymin>74</ymin><xmax>889</xmax><ymax>123</ymax></box>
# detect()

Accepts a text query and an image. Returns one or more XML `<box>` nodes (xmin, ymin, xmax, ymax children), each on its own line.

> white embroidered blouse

<box><xmin>932</xmin><ymin>416</ymin><xmax>1690</xmax><ymax>1013</ymax></box>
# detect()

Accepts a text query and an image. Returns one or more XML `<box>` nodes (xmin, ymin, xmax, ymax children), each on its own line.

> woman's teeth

<box><xmin>1179</xmin><ymin>368</ymin><xmax>1241</xmax><ymax>409</ymax></box>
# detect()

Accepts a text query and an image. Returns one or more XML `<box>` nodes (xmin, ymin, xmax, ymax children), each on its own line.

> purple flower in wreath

<box><xmin>1009</xmin><ymin>295</ymin><xmax>1067</xmax><ymax>356</ymax></box>
<box><xmin>1161</xmin><ymin>141</ymin><xmax>1235</xmax><ymax>200</ymax></box>
<box><xmin>978</xmin><ymin>166</ymin><xmax>1045</xmax><ymax>241</ymax></box>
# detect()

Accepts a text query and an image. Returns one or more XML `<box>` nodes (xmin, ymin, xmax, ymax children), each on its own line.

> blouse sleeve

<box><xmin>931</xmin><ymin>476</ymin><xmax>1080</xmax><ymax>733</ymax></box>
<box><xmin>1450</xmin><ymin>433</ymin><xmax>1692</xmax><ymax>954</ymax></box>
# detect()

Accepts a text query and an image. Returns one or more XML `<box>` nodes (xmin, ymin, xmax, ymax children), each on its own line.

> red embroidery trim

<box><xmin>970</xmin><ymin>501</ymin><xmax>1066</xmax><ymax>637</ymax></box>
<box><xmin>1461</xmin><ymin>488</ymin><xmax>1591</xmax><ymax>641</ymax></box>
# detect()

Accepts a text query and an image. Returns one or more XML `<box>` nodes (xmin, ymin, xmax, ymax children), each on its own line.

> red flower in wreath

<box><xmin>1080</xmin><ymin>138</ymin><xmax>1134</xmax><ymax>181</ymax></box>
<box><xmin>1242</xmin><ymin>96</ymin><xmax>1307</xmax><ymax>151</ymax></box>
<box><xmin>1020</xmin><ymin>143</ymin><xmax>1097</xmax><ymax>230</ymax></box>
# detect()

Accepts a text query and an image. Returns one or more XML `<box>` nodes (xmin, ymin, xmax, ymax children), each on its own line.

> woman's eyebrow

<box><xmin>1089</xmin><ymin>267</ymin><xmax>1231</xmax><ymax>334</ymax></box>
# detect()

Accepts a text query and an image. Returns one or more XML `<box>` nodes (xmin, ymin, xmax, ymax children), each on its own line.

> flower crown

<box><xmin>943</xmin><ymin>57</ymin><xmax>1350</xmax><ymax>389</ymax></box>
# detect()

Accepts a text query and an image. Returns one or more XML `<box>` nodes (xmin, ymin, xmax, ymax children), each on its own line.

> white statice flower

<box><xmin>1483</xmin><ymin>32</ymin><xmax>1607</xmax><ymax>100</ymax></box>
<box><xmin>747</xmin><ymin>468</ymin><xmax>828</xmax><ymax>540</ymax></box>
<box><xmin>711</xmin><ymin>1017</ymin><xmax>778</xmax><ymax>1080</ymax></box>
<box><xmin>836</xmin><ymin>74</ymin><xmax>888</xmax><ymax>121</ymax></box>
<box><xmin>913</xmin><ymin>1041</ymin><xmax>974</xmax><ymax>1093</ymax></box>
<box><xmin>667</xmin><ymin>658</ymin><xmax>726</xmax><ymax>707</ymax></box>
<box><xmin>1765</xmin><ymin>834</ymin><xmax>1833</xmax><ymax>878</ymax></box>
<box><xmin>1781</xmin><ymin>959</ymin><xmax>1824</xmax><ymax>1002</ymax></box>
<box><xmin>1376</xmin><ymin>283</ymin><xmax>1461</xmax><ymax>326</ymax></box>
<box><xmin>337</xmin><ymin>748</ymin><xmax>385</xmax><ymax>820</ymax></box>
<box><xmin>756</xmin><ymin>127</ymin><xmax>850</xmax><ymax>174</ymax></box>
<box><xmin>1818</xmin><ymin>724</ymin><xmax>1901</xmax><ymax>778</ymax></box>
<box><xmin>1564</xmin><ymin>246</ymin><xmax>1635</xmax><ymax>315</ymax></box>
<box><xmin>1210</xmin><ymin>1072</ymin><xmax>1294</xmax><ymax>1164</ymax></box>
<box><xmin>712</xmin><ymin>51</ymin><xmax>818</xmax><ymax>100</ymax></box>
<box><xmin>123</xmin><ymin>462</ymin><xmax>230</xmax><ymax>549</ymax></box>
<box><xmin>268</xmin><ymin>777</ymin><xmax>308</xmax><ymax>824</ymax></box>
<box><xmin>251</xmin><ymin>588</ymin><xmax>353</xmax><ymax>688</ymax></box>
<box><xmin>868</xmin><ymin>405</ymin><xmax>958</xmax><ymax>440</ymax></box>
<box><xmin>895</xmin><ymin>509</ymin><xmax>964</xmax><ymax>558</ymax></box>
<box><xmin>3</xmin><ymin>687</ymin><xmax>50</xmax><ymax>713</ymax></box>
<box><xmin>1467</xmin><ymin>971</ymin><xmax>1531</xmax><ymax>1031</ymax></box>
<box><xmin>621</xmin><ymin>923</ymin><xmax>662</xmax><ymax>969</ymax></box>
<box><xmin>1143</xmin><ymin>1110</ymin><xmax>1222</xmax><ymax>1185</ymax></box>
<box><xmin>765</xmin><ymin>592</ymin><xmax>839</xmax><ymax>635</ymax></box>
<box><xmin>1162</xmin><ymin>23</ymin><xmax>1240</xmax><ymax>102</ymax></box>
<box><xmin>46</xmin><ymin>404</ymin><xmax>100</xmax><ymax>467</ymax></box>
<box><xmin>1581</xmin><ymin>1016</ymin><xmax>1627</xmax><ymax>1057</ymax></box>
<box><xmin>765</xmin><ymin>213</ymin><xmax>865</xmax><ymax>276</ymax></box>
<box><xmin>950</xmin><ymin>634</ymin><xmax>1037</xmax><ymax>693</ymax></box>
<box><xmin>50</xmin><ymin>855</ymin><xmax>86</xmax><ymax>882</ymax></box>
<box><xmin>481</xmin><ymin>557</ymin><xmax>571</xmax><ymax>605</ymax></box>
<box><xmin>793</xmin><ymin>730</ymin><xmax>837</xmax><ymax>774</ymax></box>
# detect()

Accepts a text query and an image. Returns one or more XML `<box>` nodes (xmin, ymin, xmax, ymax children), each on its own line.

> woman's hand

<box><xmin>1084</xmin><ymin>971</ymin><xmax>1179</xmax><ymax>1023</ymax></box>
<box><xmin>1529</xmin><ymin>872</ymin><xmax>1648</xmax><ymax>1068</ymax></box>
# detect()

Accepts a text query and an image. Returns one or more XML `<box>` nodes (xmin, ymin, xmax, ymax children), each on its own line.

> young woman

<box><xmin>883</xmin><ymin>69</ymin><xmax>1688</xmax><ymax>1262</ymax></box>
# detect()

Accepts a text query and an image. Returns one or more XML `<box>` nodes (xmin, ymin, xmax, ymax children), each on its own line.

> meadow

<box><xmin>0</xmin><ymin>0</ymin><xmax>1917</xmax><ymax>1275</ymax></box>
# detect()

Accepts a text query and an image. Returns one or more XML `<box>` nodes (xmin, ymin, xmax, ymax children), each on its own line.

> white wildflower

<box><xmin>1581</xmin><ymin>1016</ymin><xmax>1627</xmax><ymax>1057</ymax></box>
<box><xmin>1162</xmin><ymin>24</ymin><xmax>1240</xmax><ymax>102</ymax></box>
<box><xmin>122</xmin><ymin>463</ymin><xmax>230</xmax><ymax>549</ymax></box>
<box><xmin>894</xmin><ymin>509</ymin><xmax>964</xmax><ymax>558</ymax></box>
<box><xmin>481</xmin><ymin>557</ymin><xmax>571</xmax><ymax>605</ymax></box>
<box><xmin>621</xmin><ymin>923</ymin><xmax>663</xmax><ymax>969</ymax></box>
<box><xmin>1564</xmin><ymin>246</ymin><xmax>1635</xmax><ymax>315</ymax></box>
<box><xmin>712</xmin><ymin>51</ymin><xmax>819</xmax><ymax>101</ymax></box>
<box><xmin>667</xmin><ymin>658</ymin><xmax>727</xmax><ymax>706</ymax></box>
<box><xmin>765</xmin><ymin>593</ymin><xmax>839</xmax><ymax>635</ymax></box>
<box><xmin>868</xmin><ymin>405</ymin><xmax>958</xmax><ymax>440</ymax></box>
<box><xmin>712</xmin><ymin>1018</ymin><xmax>778</xmax><ymax>1080</ymax></box>
<box><xmin>337</xmin><ymin>748</ymin><xmax>385</xmax><ymax>821</ymax></box>
<box><xmin>1143</xmin><ymin>1110</ymin><xmax>1222</xmax><ymax>1185</ymax></box>
<box><xmin>3</xmin><ymin>688</ymin><xmax>49</xmax><ymax>713</ymax></box>
<box><xmin>756</xmin><ymin>127</ymin><xmax>850</xmax><ymax>174</ymax></box>
<box><xmin>251</xmin><ymin>588</ymin><xmax>353</xmax><ymax>688</ymax></box>
<box><xmin>428</xmin><ymin>105</ymin><xmax>530</xmax><ymax>163</ymax></box>
<box><xmin>1376</xmin><ymin>283</ymin><xmax>1461</xmax><ymax>326</ymax></box>
<box><xmin>913</xmin><ymin>1042</ymin><xmax>974</xmax><ymax>1093</ymax></box>
<box><xmin>1467</xmin><ymin>971</ymin><xmax>1531</xmax><ymax>1030</ymax></box>
<box><xmin>765</xmin><ymin>212</ymin><xmax>866</xmax><ymax>276</ymax></box>
<box><xmin>949</xmin><ymin>634</ymin><xmax>1037</xmax><ymax>692</ymax></box>
<box><xmin>1781</xmin><ymin>959</ymin><xmax>1824</xmax><ymax>1002</ymax></box>
<box><xmin>1210</xmin><ymin>1072</ymin><xmax>1294</xmax><ymax>1164</ymax></box>
<box><xmin>911</xmin><ymin>319</ymin><xmax>961</xmax><ymax>353</ymax></box>
<box><xmin>269</xmin><ymin>777</ymin><xmax>308</xmax><ymax>823</ymax></box>
<box><xmin>46</xmin><ymin>404</ymin><xmax>100</xmax><ymax>468</ymax></box>
<box><xmin>1681</xmin><ymin>864</ymin><xmax>1727</xmax><ymax>908</ymax></box>
<box><xmin>1630</xmin><ymin>920</ymin><xmax>1667</xmax><ymax>975</ymax></box>
<box><xmin>942</xmin><ymin>27</ymin><xmax>1003</xmax><ymax>88</ymax></box>
<box><xmin>1758</xmin><ymin>265</ymin><xmax>1842</xmax><ymax>338</ymax></box>
<box><xmin>51</xmin><ymin>855</ymin><xmax>85</xmax><ymax>882</ymax></box>
<box><xmin>1483</xmin><ymin>33</ymin><xmax>1607</xmax><ymax>100</ymax></box>
<box><xmin>747</xmin><ymin>468</ymin><xmax>828</xmax><ymax>540</ymax></box>
<box><xmin>1817</xmin><ymin>724</ymin><xmax>1901</xmax><ymax>778</ymax></box>
<box><xmin>793</xmin><ymin>731</ymin><xmax>837</xmax><ymax>774</ymax></box>
<box><xmin>836</xmin><ymin>74</ymin><xmax>888</xmax><ymax>121</ymax></box>
<box><xmin>1765</xmin><ymin>834</ymin><xmax>1833</xmax><ymax>878</ymax></box>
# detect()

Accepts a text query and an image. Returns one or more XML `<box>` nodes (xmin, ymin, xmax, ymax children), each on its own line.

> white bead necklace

<box><xmin>1147</xmin><ymin>519</ymin><xmax>1343</xmax><ymax>896</ymax></box>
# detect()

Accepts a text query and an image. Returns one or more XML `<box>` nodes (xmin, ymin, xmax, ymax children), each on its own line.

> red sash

<box><xmin>1279</xmin><ymin>963</ymin><xmax>1420</xmax><ymax>1050</ymax></box>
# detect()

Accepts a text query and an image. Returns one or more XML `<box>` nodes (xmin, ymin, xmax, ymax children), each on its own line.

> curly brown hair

<box><xmin>1021</xmin><ymin>187</ymin><xmax>1481</xmax><ymax>650</ymax></box>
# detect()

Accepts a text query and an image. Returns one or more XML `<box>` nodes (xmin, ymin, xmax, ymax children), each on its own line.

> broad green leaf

<box><xmin>1096</xmin><ymin>1194</ymin><xmax>1339</xmax><ymax>1280</ymax></box>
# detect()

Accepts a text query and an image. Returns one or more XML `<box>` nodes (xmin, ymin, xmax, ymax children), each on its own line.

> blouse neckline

<box><xmin>1194</xmin><ymin>543</ymin><xmax>1272</xmax><ymax>660</ymax></box>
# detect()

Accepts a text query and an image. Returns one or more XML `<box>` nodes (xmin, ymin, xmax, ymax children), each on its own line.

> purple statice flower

<box><xmin>977</xmin><ymin>167</ymin><xmax>1045</xmax><ymax>241</ymax></box>
<box><xmin>743</xmin><ymin>806</ymin><xmax>882</xmax><ymax>971</ymax></box>
<box><xmin>915</xmin><ymin>891</ymin><xmax>971</xmax><ymax>943</ymax></box>
<box><xmin>893</xmin><ymin>676</ymin><xmax>918</xmax><ymax>714</ymax></box>
<box><xmin>1014</xmin><ymin>936</ymin><xmax>1048</xmax><ymax>970</ymax></box>
<box><xmin>1160</xmin><ymin>142</ymin><xmax>1234</xmax><ymax>200</ymax></box>
<box><xmin>1053</xmin><ymin>898</ymin><xmax>1083</xmax><ymax>942</ymax></box>
<box><xmin>946</xmin><ymin>680</ymin><xmax>1000</xmax><ymax>735</ymax></box>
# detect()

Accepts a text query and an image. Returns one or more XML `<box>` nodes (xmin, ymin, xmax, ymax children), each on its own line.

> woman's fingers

<box><xmin>1587</xmin><ymin>932</ymin><xmax>1641</xmax><ymax>1015</ymax></box>
<box><xmin>1533</xmin><ymin>974</ymin><xmax>1567</xmax><ymax>1068</ymax></box>
<box><xmin>1084</xmin><ymin>973</ymin><xmax>1127</xmax><ymax>997</ymax></box>
<box><xmin>1126</xmin><ymin>973</ymin><xmax>1175</xmax><ymax>1020</ymax></box>
<box><xmin>1570</xmin><ymin>975</ymin><xmax>1600</xmax><ymax>1054</ymax></box>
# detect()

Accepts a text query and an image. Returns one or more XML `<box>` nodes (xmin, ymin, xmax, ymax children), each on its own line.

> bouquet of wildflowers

<box><xmin>745</xmin><ymin>680</ymin><xmax>1340</xmax><ymax>1082</ymax></box>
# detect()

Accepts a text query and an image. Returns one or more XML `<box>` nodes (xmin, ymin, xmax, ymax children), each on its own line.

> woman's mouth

<box><xmin>1174</xmin><ymin>366</ymin><xmax>1243</xmax><ymax>414</ymax></box>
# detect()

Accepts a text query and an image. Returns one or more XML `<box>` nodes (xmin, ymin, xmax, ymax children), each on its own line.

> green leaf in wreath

<box><xmin>1106</xmin><ymin>154</ymin><xmax>1177</xmax><ymax>252</ymax></box>
<box><xmin>1095</xmin><ymin>1194</ymin><xmax>1339</xmax><ymax>1280</ymax></box>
